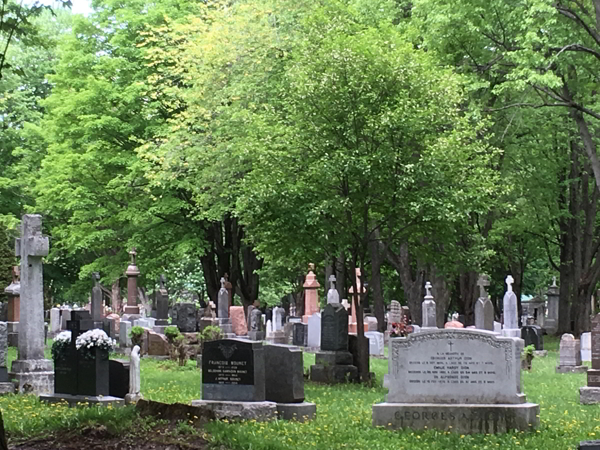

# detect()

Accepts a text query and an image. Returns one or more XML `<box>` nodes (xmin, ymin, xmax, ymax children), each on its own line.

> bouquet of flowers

<box><xmin>390</xmin><ymin>315</ymin><xmax>413</xmax><ymax>338</ymax></box>
<box><xmin>51</xmin><ymin>331</ymin><xmax>72</xmax><ymax>361</ymax></box>
<box><xmin>75</xmin><ymin>329</ymin><xmax>117</xmax><ymax>359</ymax></box>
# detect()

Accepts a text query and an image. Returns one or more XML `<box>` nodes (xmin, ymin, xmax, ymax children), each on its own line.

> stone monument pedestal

<box><xmin>556</xmin><ymin>365</ymin><xmax>588</xmax><ymax>373</ymax></box>
<box><xmin>580</xmin><ymin>387</ymin><xmax>600</xmax><ymax>404</ymax></box>
<box><xmin>191</xmin><ymin>399</ymin><xmax>276</xmax><ymax>421</ymax></box>
<box><xmin>248</xmin><ymin>331</ymin><xmax>265</xmax><ymax>341</ymax></box>
<box><xmin>10</xmin><ymin>359</ymin><xmax>54</xmax><ymax>394</ymax></box>
<box><xmin>310</xmin><ymin>351</ymin><xmax>358</xmax><ymax>384</ymax></box>
<box><xmin>372</xmin><ymin>402</ymin><xmax>539</xmax><ymax>433</ymax></box>
<box><xmin>502</xmin><ymin>328</ymin><xmax>521</xmax><ymax>338</ymax></box>
<box><xmin>39</xmin><ymin>393</ymin><xmax>124</xmax><ymax>407</ymax></box>
<box><xmin>275</xmin><ymin>402</ymin><xmax>316</xmax><ymax>422</ymax></box>
<box><xmin>7</xmin><ymin>322</ymin><xmax>18</xmax><ymax>347</ymax></box>
<box><xmin>217</xmin><ymin>318</ymin><xmax>235</xmax><ymax>338</ymax></box>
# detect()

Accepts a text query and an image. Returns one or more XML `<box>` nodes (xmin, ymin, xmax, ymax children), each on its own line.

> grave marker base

<box><xmin>372</xmin><ymin>402</ymin><xmax>539</xmax><ymax>433</ymax></box>
<box><xmin>276</xmin><ymin>402</ymin><xmax>316</xmax><ymax>422</ymax></box>
<box><xmin>580</xmin><ymin>387</ymin><xmax>600</xmax><ymax>404</ymax></box>
<box><xmin>556</xmin><ymin>365</ymin><xmax>588</xmax><ymax>373</ymax></box>
<box><xmin>0</xmin><ymin>383</ymin><xmax>14</xmax><ymax>395</ymax></box>
<box><xmin>191</xmin><ymin>399</ymin><xmax>276</xmax><ymax>422</ymax></box>
<box><xmin>39</xmin><ymin>393</ymin><xmax>124</xmax><ymax>407</ymax></box>
<box><xmin>10</xmin><ymin>359</ymin><xmax>53</xmax><ymax>394</ymax></box>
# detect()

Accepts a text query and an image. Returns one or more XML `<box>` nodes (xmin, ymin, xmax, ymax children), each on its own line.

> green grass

<box><xmin>2</xmin><ymin>335</ymin><xmax>600</xmax><ymax>449</ymax></box>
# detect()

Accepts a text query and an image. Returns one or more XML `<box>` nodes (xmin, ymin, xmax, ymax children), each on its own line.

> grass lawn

<box><xmin>2</xmin><ymin>335</ymin><xmax>600</xmax><ymax>449</ymax></box>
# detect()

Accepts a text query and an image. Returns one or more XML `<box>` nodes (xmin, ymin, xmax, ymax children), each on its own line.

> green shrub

<box><xmin>129</xmin><ymin>325</ymin><xmax>144</xmax><ymax>349</ymax></box>
<box><xmin>164</xmin><ymin>326</ymin><xmax>180</xmax><ymax>343</ymax></box>
<box><xmin>198</xmin><ymin>325</ymin><xmax>222</xmax><ymax>344</ymax></box>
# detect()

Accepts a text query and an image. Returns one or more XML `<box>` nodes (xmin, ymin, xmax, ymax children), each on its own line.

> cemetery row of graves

<box><xmin>0</xmin><ymin>214</ymin><xmax>600</xmax><ymax>449</ymax></box>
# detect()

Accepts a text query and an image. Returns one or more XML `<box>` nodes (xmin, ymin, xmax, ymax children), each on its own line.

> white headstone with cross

<box><xmin>421</xmin><ymin>281</ymin><xmax>437</xmax><ymax>329</ymax></box>
<box><xmin>10</xmin><ymin>215</ymin><xmax>54</xmax><ymax>394</ymax></box>
<box><xmin>327</xmin><ymin>275</ymin><xmax>340</xmax><ymax>304</ymax></box>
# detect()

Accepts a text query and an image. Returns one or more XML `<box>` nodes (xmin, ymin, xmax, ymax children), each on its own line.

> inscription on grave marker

<box><xmin>203</xmin><ymin>341</ymin><xmax>254</xmax><ymax>385</ymax></box>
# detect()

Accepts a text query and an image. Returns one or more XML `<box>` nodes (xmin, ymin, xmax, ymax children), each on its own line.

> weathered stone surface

<box><xmin>217</xmin><ymin>278</ymin><xmax>229</xmax><ymax>319</ymax></box>
<box><xmin>137</xmin><ymin>399</ymin><xmax>215</xmax><ymax>424</ymax></box>
<box><xmin>386</xmin><ymin>330</ymin><xmax>523</xmax><ymax>404</ymax></box>
<box><xmin>307</xmin><ymin>313</ymin><xmax>321</xmax><ymax>348</ymax></box>
<box><xmin>421</xmin><ymin>282</ymin><xmax>436</xmax><ymax>329</ymax></box>
<box><xmin>0</xmin><ymin>382</ymin><xmax>15</xmax><ymax>395</ymax></box>
<box><xmin>521</xmin><ymin>325</ymin><xmax>543</xmax><ymax>350</ymax></box>
<box><xmin>276</xmin><ymin>402</ymin><xmax>316</xmax><ymax>422</ymax></box>
<box><xmin>148</xmin><ymin>332</ymin><xmax>170</xmax><ymax>356</ymax></box>
<box><xmin>39</xmin><ymin>393</ymin><xmax>124</xmax><ymax>408</ymax></box>
<box><xmin>320</xmin><ymin>304</ymin><xmax>348</xmax><ymax>352</ymax></box>
<box><xmin>558</xmin><ymin>334</ymin><xmax>584</xmax><ymax>370</ymax></box>
<box><xmin>365</xmin><ymin>331</ymin><xmax>384</xmax><ymax>356</ymax></box>
<box><xmin>388</xmin><ymin>301</ymin><xmax>402</xmax><ymax>329</ymax></box>
<box><xmin>264</xmin><ymin>344</ymin><xmax>304</xmax><ymax>403</ymax></box>
<box><xmin>444</xmin><ymin>320</ymin><xmax>464</xmax><ymax>329</ymax></box>
<box><xmin>50</xmin><ymin>308</ymin><xmax>60</xmax><ymax>337</ymax></box>
<box><xmin>556</xmin><ymin>365</ymin><xmax>588</xmax><ymax>373</ymax></box>
<box><xmin>580</xmin><ymin>387</ymin><xmax>600</xmax><ymax>405</ymax></box>
<box><xmin>315</xmin><ymin>351</ymin><xmax>353</xmax><ymax>366</ymax></box>
<box><xmin>176</xmin><ymin>303</ymin><xmax>197</xmax><ymax>333</ymax></box>
<box><xmin>474</xmin><ymin>297</ymin><xmax>494</xmax><ymax>331</ymax></box>
<box><xmin>230</xmin><ymin>306</ymin><xmax>248</xmax><ymax>336</ymax></box>
<box><xmin>302</xmin><ymin>264</ymin><xmax>320</xmax><ymax>323</ymax></box>
<box><xmin>293</xmin><ymin>323</ymin><xmax>307</xmax><ymax>347</ymax></box>
<box><xmin>309</xmin><ymin>364</ymin><xmax>358</xmax><ymax>383</ymax></box>
<box><xmin>202</xmin><ymin>339</ymin><xmax>265</xmax><ymax>401</ymax></box>
<box><xmin>372</xmin><ymin>403</ymin><xmax>539</xmax><ymax>433</ymax></box>
<box><xmin>119</xmin><ymin>320</ymin><xmax>132</xmax><ymax>347</ymax></box>
<box><xmin>191</xmin><ymin>399</ymin><xmax>276</xmax><ymax>421</ymax></box>
<box><xmin>582</xmin><ymin>332</ymin><xmax>592</xmax><ymax>362</ymax></box>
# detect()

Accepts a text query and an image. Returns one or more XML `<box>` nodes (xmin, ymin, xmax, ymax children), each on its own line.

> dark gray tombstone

<box><xmin>320</xmin><ymin>304</ymin><xmax>348</xmax><ymax>352</ymax></box>
<box><xmin>264</xmin><ymin>344</ymin><xmax>304</xmax><ymax>403</ymax></box>
<box><xmin>293</xmin><ymin>322</ymin><xmax>307</xmax><ymax>347</ymax></box>
<box><xmin>176</xmin><ymin>303</ymin><xmax>197</xmax><ymax>332</ymax></box>
<box><xmin>109</xmin><ymin>359</ymin><xmax>129</xmax><ymax>399</ymax></box>
<box><xmin>521</xmin><ymin>325</ymin><xmax>543</xmax><ymax>350</ymax></box>
<box><xmin>580</xmin><ymin>441</ymin><xmax>600</xmax><ymax>450</ymax></box>
<box><xmin>91</xmin><ymin>273</ymin><xmax>103</xmax><ymax>321</ymax></box>
<box><xmin>202</xmin><ymin>339</ymin><xmax>265</xmax><ymax>401</ymax></box>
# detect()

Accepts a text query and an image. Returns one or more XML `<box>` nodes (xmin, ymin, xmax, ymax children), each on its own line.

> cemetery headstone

<box><xmin>348</xmin><ymin>268</ymin><xmax>366</xmax><ymax>334</ymax></box>
<box><xmin>388</xmin><ymin>301</ymin><xmax>402</xmax><ymax>329</ymax></box>
<box><xmin>9</xmin><ymin>215</ymin><xmax>54</xmax><ymax>394</ymax></box>
<box><xmin>521</xmin><ymin>325</ymin><xmax>543</xmax><ymax>351</ymax></box>
<box><xmin>109</xmin><ymin>359</ymin><xmax>130</xmax><ymax>399</ymax></box>
<box><xmin>302</xmin><ymin>264</ymin><xmax>321</xmax><ymax>323</ymax></box>
<box><xmin>582</xmin><ymin>332</ymin><xmax>592</xmax><ymax>362</ymax></box>
<box><xmin>307</xmin><ymin>313</ymin><xmax>321</xmax><ymax>348</ymax></box>
<box><xmin>119</xmin><ymin>320</ymin><xmax>132</xmax><ymax>348</ymax></box>
<box><xmin>545</xmin><ymin>277</ymin><xmax>559</xmax><ymax>335</ymax></box>
<box><xmin>3</xmin><ymin>267</ymin><xmax>19</xmax><ymax>346</ymax></box>
<box><xmin>50</xmin><ymin>308</ymin><xmax>60</xmax><ymax>337</ymax></box>
<box><xmin>123</xmin><ymin>248</ymin><xmax>141</xmax><ymax>318</ymax></box>
<box><xmin>365</xmin><ymin>331</ymin><xmax>384</xmax><ymax>356</ymax></box>
<box><xmin>230</xmin><ymin>306</ymin><xmax>248</xmax><ymax>336</ymax></box>
<box><xmin>556</xmin><ymin>333</ymin><xmax>587</xmax><ymax>373</ymax></box>
<box><xmin>502</xmin><ymin>275</ymin><xmax>521</xmax><ymax>338</ymax></box>
<box><xmin>91</xmin><ymin>273</ymin><xmax>103</xmax><ymax>321</ymax></box>
<box><xmin>0</xmin><ymin>323</ymin><xmax>14</xmax><ymax>393</ymax></box>
<box><xmin>176</xmin><ymin>303</ymin><xmax>197</xmax><ymax>333</ymax></box>
<box><xmin>310</xmin><ymin>304</ymin><xmax>358</xmax><ymax>383</ymax></box>
<box><xmin>292</xmin><ymin>322</ymin><xmax>307</xmax><ymax>347</ymax></box>
<box><xmin>248</xmin><ymin>308</ymin><xmax>264</xmax><ymax>341</ymax></box>
<box><xmin>264</xmin><ymin>344</ymin><xmax>316</xmax><ymax>421</ymax></box>
<box><xmin>193</xmin><ymin>339</ymin><xmax>276</xmax><ymax>421</ymax></box>
<box><xmin>580</xmin><ymin>315</ymin><xmax>600</xmax><ymax>403</ymax></box>
<box><xmin>155</xmin><ymin>275</ymin><xmax>169</xmax><ymax>332</ymax></box>
<box><xmin>327</xmin><ymin>275</ymin><xmax>340</xmax><ymax>304</ymax></box>
<box><xmin>373</xmin><ymin>329</ymin><xmax>539</xmax><ymax>433</ymax></box>
<box><xmin>421</xmin><ymin>281</ymin><xmax>436</xmax><ymax>329</ymax></box>
<box><xmin>474</xmin><ymin>274</ymin><xmax>494</xmax><ymax>331</ymax></box>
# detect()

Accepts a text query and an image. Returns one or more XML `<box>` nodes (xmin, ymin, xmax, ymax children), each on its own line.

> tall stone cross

<box><xmin>505</xmin><ymin>275</ymin><xmax>514</xmax><ymax>292</ymax></box>
<box><xmin>552</xmin><ymin>276</ymin><xmax>557</xmax><ymax>287</ymax></box>
<box><xmin>422</xmin><ymin>281</ymin><xmax>437</xmax><ymax>328</ymax></box>
<box><xmin>477</xmin><ymin>274</ymin><xmax>490</xmax><ymax>299</ymax></box>
<box><xmin>15</xmin><ymin>215</ymin><xmax>49</xmax><ymax>361</ymax></box>
<box><xmin>327</xmin><ymin>275</ymin><xmax>340</xmax><ymax>304</ymax></box>
<box><xmin>502</xmin><ymin>274</ymin><xmax>519</xmax><ymax>333</ymax></box>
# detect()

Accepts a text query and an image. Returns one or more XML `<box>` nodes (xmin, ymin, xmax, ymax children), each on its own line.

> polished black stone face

<box><xmin>203</xmin><ymin>340</ymin><xmax>255</xmax><ymax>386</ymax></box>
<box><xmin>321</xmin><ymin>304</ymin><xmax>348</xmax><ymax>352</ymax></box>
<box><xmin>521</xmin><ymin>325</ymin><xmax>543</xmax><ymax>350</ymax></box>
<box><xmin>264</xmin><ymin>344</ymin><xmax>304</xmax><ymax>403</ymax></box>
<box><xmin>293</xmin><ymin>323</ymin><xmax>307</xmax><ymax>347</ymax></box>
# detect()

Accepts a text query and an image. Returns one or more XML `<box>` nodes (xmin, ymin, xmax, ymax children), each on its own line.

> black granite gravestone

<box><xmin>264</xmin><ymin>344</ymin><xmax>304</xmax><ymax>403</ymax></box>
<box><xmin>176</xmin><ymin>303</ymin><xmax>197</xmax><ymax>332</ymax></box>
<box><xmin>109</xmin><ymin>359</ymin><xmax>130</xmax><ymax>398</ymax></box>
<box><xmin>293</xmin><ymin>323</ymin><xmax>307</xmax><ymax>347</ymax></box>
<box><xmin>202</xmin><ymin>339</ymin><xmax>265</xmax><ymax>401</ymax></box>
<box><xmin>321</xmin><ymin>304</ymin><xmax>348</xmax><ymax>351</ymax></box>
<box><xmin>521</xmin><ymin>325</ymin><xmax>543</xmax><ymax>350</ymax></box>
<box><xmin>580</xmin><ymin>441</ymin><xmax>600</xmax><ymax>450</ymax></box>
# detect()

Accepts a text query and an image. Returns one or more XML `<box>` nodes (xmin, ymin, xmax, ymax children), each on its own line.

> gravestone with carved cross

<box><xmin>474</xmin><ymin>274</ymin><xmax>494</xmax><ymax>331</ymax></box>
<box><xmin>155</xmin><ymin>275</ymin><xmax>169</xmax><ymax>327</ymax></box>
<box><xmin>421</xmin><ymin>281</ymin><xmax>437</xmax><ymax>329</ymax></box>
<box><xmin>501</xmin><ymin>275</ymin><xmax>521</xmax><ymax>338</ymax></box>
<box><xmin>9</xmin><ymin>215</ymin><xmax>54</xmax><ymax>394</ymax></box>
<box><xmin>327</xmin><ymin>275</ymin><xmax>340</xmax><ymax>304</ymax></box>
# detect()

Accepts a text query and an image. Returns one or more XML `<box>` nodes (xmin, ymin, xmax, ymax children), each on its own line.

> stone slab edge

<box><xmin>39</xmin><ymin>394</ymin><xmax>125</xmax><ymax>408</ymax></box>
<box><xmin>372</xmin><ymin>402</ymin><xmax>539</xmax><ymax>434</ymax></box>
<box><xmin>276</xmin><ymin>402</ymin><xmax>316</xmax><ymax>422</ymax></box>
<box><xmin>191</xmin><ymin>400</ymin><xmax>276</xmax><ymax>422</ymax></box>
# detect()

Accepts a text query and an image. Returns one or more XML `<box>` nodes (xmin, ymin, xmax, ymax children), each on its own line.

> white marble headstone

<box><xmin>581</xmin><ymin>332</ymin><xmax>592</xmax><ymax>362</ymax></box>
<box><xmin>307</xmin><ymin>313</ymin><xmax>321</xmax><ymax>348</ymax></box>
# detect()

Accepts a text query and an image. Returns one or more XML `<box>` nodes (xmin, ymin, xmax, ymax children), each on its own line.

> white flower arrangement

<box><xmin>75</xmin><ymin>329</ymin><xmax>117</xmax><ymax>353</ymax></box>
<box><xmin>51</xmin><ymin>331</ymin><xmax>72</xmax><ymax>361</ymax></box>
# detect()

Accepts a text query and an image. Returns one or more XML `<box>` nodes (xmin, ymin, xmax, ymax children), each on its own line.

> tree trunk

<box><xmin>429</xmin><ymin>265</ymin><xmax>450</xmax><ymax>328</ymax></box>
<box><xmin>386</xmin><ymin>243</ymin><xmax>425</xmax><ymax>326</ymax></box>
<box><xmin>458</xmin><ymin>271</ymin><xmax>478</xmax><ymax>326</ymax></box>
